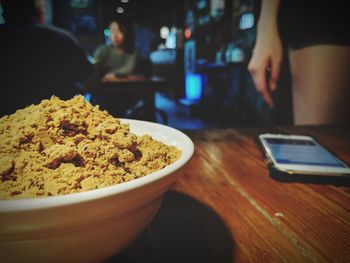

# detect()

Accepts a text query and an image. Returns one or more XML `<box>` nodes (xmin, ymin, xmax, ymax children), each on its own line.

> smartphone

<box><xmin>258</xmin><ymin>133</ymin><xmax>350</xmax><ymax>177</ymax></box>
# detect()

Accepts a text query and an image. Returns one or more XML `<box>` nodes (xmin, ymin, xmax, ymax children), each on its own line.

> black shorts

<box><xmin>278</xmin><ymin>0</ymin><xmax>350</xmax><ymax>49</ymax></box>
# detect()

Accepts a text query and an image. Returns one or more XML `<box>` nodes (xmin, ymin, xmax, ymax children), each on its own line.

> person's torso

<box><xmin>97</xmin><ymin>45</ymin><xmax>136</xmax><ymax>73</ymax></box>
<box><xmin>0</xmin><ymin>24</ymin><xmax>92</xmax><ymax>115</ymax></box>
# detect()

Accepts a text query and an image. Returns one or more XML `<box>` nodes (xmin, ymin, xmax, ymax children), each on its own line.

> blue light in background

<box><xmin>165</xmin><ymin>32</ymin><xmax>176</xmax><ymax>49</ymax></box>
<box><xmin>84</xmin><ymin>93</ymin><xmax>91</xmax><ymax>102</ymax></box>
<box><xmin>240</xmin><ymin>12</ymin><xmax>254</xmax><ymax>30</ymax></box>
<box><xmin>104</xmin><ymin>28</ymin><xmax>111</xmax><ymax>45</ymax></box>
<box><xmin>0</xmin><ymin>3</ymin><xmax>4</xmax><ymax>24</ymax></box>
<box><xmin>185</xmin><ymin>73</ymin><xmax>202</xmax><ymax>100</ymax></box>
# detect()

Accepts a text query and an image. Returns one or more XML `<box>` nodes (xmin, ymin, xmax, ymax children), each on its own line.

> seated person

<box><xmin>0</xmin><ymin>0</ymin><xmax>93</xmax><ymax>116</ymax></box>
<box><xmin>88</xmin><ymin>20</ymin><xmax>145</xmax><ymax>117</ymax></box>
<box><xmin>92</xmin><ymin>20</ymin><xmax>138</xmax><ymax>82</ymax></box>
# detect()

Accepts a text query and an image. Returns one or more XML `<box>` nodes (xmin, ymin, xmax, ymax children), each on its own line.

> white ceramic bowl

<box><xmin>0</xmin><ymin>119</ymin><xmax>194</xmax><ymax>263</ymax></box>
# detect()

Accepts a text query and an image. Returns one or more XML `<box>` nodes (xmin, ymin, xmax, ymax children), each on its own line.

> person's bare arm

<box><xmin>248</xmin><ymin>0</ymin><xmax>282</xmax><ymax>108</ymax></box>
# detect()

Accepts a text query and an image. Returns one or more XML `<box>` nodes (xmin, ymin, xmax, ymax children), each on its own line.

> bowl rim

<box><xmin>0</xmin><ymin>119</ymin><xmax>194</xmax><ymax>212</ymax></box>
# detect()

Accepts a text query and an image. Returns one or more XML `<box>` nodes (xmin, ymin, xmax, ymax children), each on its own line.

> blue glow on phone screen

<box><xmin>266</xmin><ymin>138</ymin><xmax>345</xmax><ymax>167</ymax></box>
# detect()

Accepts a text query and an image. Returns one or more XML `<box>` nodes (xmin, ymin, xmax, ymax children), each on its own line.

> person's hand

<box><xmin>248</xmin><ymin>27</ymin><xmax>282</xmax><ymax>108</ymax></box>
<box><xmin>102</xmin><ymin>72</ymin><xmax>117</xmax><ymax>82</ymax></box>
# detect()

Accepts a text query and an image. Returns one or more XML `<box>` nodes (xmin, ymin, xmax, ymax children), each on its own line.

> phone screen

<box><xmin>265</xmin><ymin>138</ymin><xmax>346</xmax><ymax>168</ymax></box>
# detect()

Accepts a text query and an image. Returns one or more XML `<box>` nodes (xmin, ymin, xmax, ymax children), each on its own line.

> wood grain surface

<box><xmin>106</xmin><ymin>126</ymin><xmax>350</xmax><ymax>263</ymax></box>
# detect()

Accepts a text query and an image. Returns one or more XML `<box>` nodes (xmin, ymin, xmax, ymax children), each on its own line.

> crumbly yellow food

<box><xmin>0</xmin><ymin>96</ymin><xmax>181</xmax><ymax>200</ymax></box>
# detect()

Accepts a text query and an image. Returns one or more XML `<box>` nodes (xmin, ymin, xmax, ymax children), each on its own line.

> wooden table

<box><xmin>106</xmin><ymin>125</ymin><xmax>350</xmax><ymax>263</ymax></box>
<box><xmin>86</xmin><ymin>76</ymin><xmax>170</xmax><ymax>122</ymax></box>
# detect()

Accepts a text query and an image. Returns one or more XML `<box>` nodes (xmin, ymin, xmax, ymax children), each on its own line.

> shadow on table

<box><xmin>105</xmin><ymin>190</ymin><xmax>235</xmax><ymax>263</ymax></box>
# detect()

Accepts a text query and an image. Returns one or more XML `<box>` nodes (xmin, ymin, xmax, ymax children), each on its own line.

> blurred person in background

<box><xmin>0</xmin><ymin>0</ymin><xmax>93</xmax><ymax>116</ymax></box>
<box><xmin>92</xmin><ymin>19</ymin><xmax>138</xmax><ymax>82</ymax></box>
<box><xmin>248</xmin><ymin>0</ymin><xmax>350</xmax><ymax>125</ymax></box>
<box><xmin>87</xmin><ymin>19</ymin><xmax>141</xmax><ymax>117</ymax></box>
